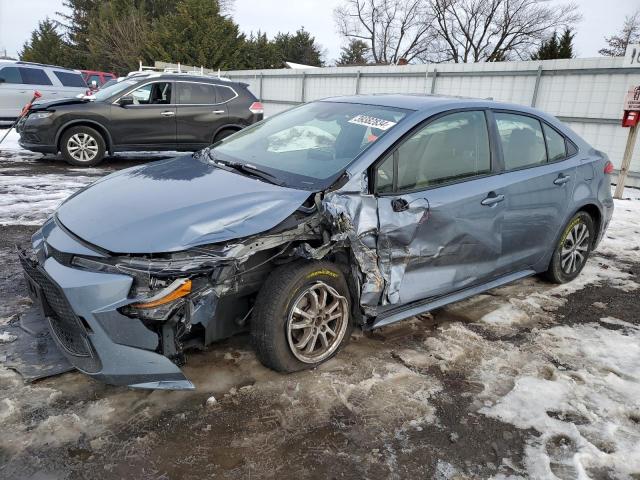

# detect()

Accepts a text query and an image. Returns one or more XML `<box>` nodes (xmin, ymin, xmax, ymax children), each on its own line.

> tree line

<box><xmin>20</xmin><ymin>0</ymin><xmax>324</xmax><ymax>73</ymax></box>
<box><xmin>19</xmin><ymin>0</ymin><xmax>640</xmax><ymax>72</ymax></box>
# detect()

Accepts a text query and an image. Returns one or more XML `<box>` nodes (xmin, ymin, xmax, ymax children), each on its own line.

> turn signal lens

<box><xmin>604</xmin><ymin>161</ymin><xmax>614</xmax><ymax>175</ymax></box>
<box><xmin>133</xmin><ymin>279</ymin><xmax>192</xmax><ymax>309</ymax></box>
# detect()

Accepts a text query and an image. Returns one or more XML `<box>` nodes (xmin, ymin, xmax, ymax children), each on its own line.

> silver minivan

<box><xmin>0</xmin><ymin>60</ymin><xmax>87</xmax><ymax>126</ymax></box>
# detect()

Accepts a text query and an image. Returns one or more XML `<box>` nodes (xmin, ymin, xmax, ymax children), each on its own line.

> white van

<box><xmin>0</xmin><ymin>61</ymin><xmax>88</xmax><ymax>126</ymax></box>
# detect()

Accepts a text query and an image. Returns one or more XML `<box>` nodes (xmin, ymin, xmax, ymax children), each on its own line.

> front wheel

<box><xmin>251</xmin><ymin>261</ymin><xmax>353</xmax><ymax>372</ymax></box>
<box><xmin>545</xmin><ymin>212</ymin><xmax>595</xmax><ymax>284</ymax></box>
<box><xmin>60</xmin><ymin>126</ymin><xmax>106</xmax><ymax>167</ymax></box>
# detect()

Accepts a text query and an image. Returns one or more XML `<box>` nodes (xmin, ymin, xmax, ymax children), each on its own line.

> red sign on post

<box><xmin>622</xmin><ymin>86</ymin><xmax>640</xmax><ymax>127</ymax></box>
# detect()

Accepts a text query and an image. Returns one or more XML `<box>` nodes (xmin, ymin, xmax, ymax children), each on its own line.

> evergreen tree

<box><xmin>241</xmin><ymin>31</ymin><xmax>280</xmax><ymax>69</ymax></box>
<box><xmin>19</xmin><ymin>19</ymin><xmax>69</xmax><ymax>66</ymax></box>
<box><xmin>337</xmin><ymin>39</ymin><xmax>369</xmax><ymax>66</ymax></box>
<box><xmin>558</xmin><ymin>27</ymin><xmax>575</xmax><ymax>59</ymax></box>
<box><xmin>272</xmin><ymin>28</ymin><xmax>324</xmax><ymax>67</ymax></box>
<box><xmin>148</xmin><ymin>0</ymin><xmax>247</xmax><ymax>69</ymax></box>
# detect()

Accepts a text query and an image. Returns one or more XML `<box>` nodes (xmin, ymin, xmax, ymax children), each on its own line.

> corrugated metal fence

<box><xmin>160</xmin><ymin>58</ymin><xmax>640</xmax><ymax>185</ymax></box>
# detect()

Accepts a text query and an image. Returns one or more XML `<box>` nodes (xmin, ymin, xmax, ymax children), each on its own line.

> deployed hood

<box><xmin>56</xmin><ymin>155</ymin><xmax>312</xmax><ymax>253</ymax></box>
<box><xmin>30</xmin><ymin>97</ymin><xmax>90</xmax><ymax>111</ymax></box>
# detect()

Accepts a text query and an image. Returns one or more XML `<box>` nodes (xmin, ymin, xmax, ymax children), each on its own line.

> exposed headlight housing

<box><xmin>29</xmin><ymin>111</ymin><xmax>53</xmax><ymax>120</ymax></box>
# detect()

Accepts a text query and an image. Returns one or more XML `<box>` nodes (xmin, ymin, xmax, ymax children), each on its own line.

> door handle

<box><xmin>391</xmin><ymin>198</ymin><xmax>410</xmax><ymax>212</ymax></box>
<box><xmin>481</xmin><ymin>192</ymin><xmax>505</xmax><ymax>206</ymax></box>
<box><xmin>553</xmin><ymin>174</ymin><xmax>571</xmax><ymax>185</ymax></box>
<box><xmin>212</xmin><ymin>110</ymin><xmax>225</xmax><ymax>114</ymax></box>
<box><xmin>160</xmin><ymin>111</ymin><xmax>175</xmax><ymax>117</ymax></box>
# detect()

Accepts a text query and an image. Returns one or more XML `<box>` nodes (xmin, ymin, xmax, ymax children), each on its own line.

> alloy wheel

<box><xmin>561</xmin><ymin>222</ymin><xmax>590</xmax><ymax>275</ymax></box>
<box><xmin>286</xmin><ymin>281</ymin><xmax>349</xmax><ymax>363</ymax></box>
<box><xmin>67</xmin><ymin>133</ymin><xmax>99</xmax><ymax>163</ymax></box>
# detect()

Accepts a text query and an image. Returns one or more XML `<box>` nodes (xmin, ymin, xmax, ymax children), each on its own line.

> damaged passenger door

<box><xmin>374</xmin><ymin>110</ymin><xmax>505</xmax><ymax>307</ymax></box>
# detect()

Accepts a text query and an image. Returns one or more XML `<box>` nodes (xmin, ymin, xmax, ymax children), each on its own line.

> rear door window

<box><xmin>18</xmin><ymin>67</ymin><xmax>53</xmax><ymax>86</ymax></box>
<box><xmin>177</xmin><ymin>82</ymin><xmax>216</xmax><ymax>104</ymax></box>
<box><xmin>543</xmin><ymin>124</ymin><xmax>567</xmax><ymax>161</ymax></box>
<box><xmin>0</xmin><ymin>67</ymin><xmax>23</xmax><ymax>84</ymax></box>
<box><xmin>53</xmin><ymin>71</ymin><xmax>87</xmax><ymax>88</ymax></box>
<box><xmin>495</xmin><ymin>113</ymin><xmax>547</xmax><ymax>170</ymax></box>
<box><xmin>216</xmin><ymin>85</ymin><xmax>236</xmax><ymax>103</ymax></box>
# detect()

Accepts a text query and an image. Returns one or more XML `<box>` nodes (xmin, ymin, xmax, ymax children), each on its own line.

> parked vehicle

<box><xmin>19</xmin><ymin>95</ymin><xmax>614</xmax><ymax>390</ymax></box>
<box><xmin>81</xmin><ymin>70</ymin><xmax>117</xmax><ymax>90</ymax></box>
<box><xmin>0</xmin><ymin>61</ymin><xmax>87</xmax><ymax>126</ymax></box>
<box><xmin>16</xmin><ymin>73</ymin><xmax>263</xmax><ymax>165</ymax></box>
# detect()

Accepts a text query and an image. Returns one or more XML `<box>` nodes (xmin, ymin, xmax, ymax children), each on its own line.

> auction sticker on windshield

<box><xmin>348</xmin><ymin>115</ymin><xmax>397</xmax><ymax>131</ymax></box>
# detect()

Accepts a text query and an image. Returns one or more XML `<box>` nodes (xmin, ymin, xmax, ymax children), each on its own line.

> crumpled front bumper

<box><xmin>18</xmin><ymin>218</ymin><xmax>195</xmax><ymax>390</ymax></box>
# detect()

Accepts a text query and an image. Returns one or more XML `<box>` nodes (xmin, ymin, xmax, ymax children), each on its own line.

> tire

<box><xmin>545</xmin><ymin>211</ymin><xmax>595</xmax><ymax>284</ymax></box>
<box><xmin>251</xmin><ymin>261</ymin><xmax>353</xmax><ymax>373</ymax></box>
<box><xmin>213</xmin><ymin>128</ymin><xmax>236</xmax><ymax>143</ymax></box>
<box><xmin>60</xmin><ymin>126</ymin><xmax>106</xmax><ymax>167</ymax></box>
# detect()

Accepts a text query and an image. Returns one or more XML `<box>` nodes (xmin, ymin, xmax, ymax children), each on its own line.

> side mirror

<box><xmin>119</xmin><ymin>95</ymin><xmax>134</xmax><ymax>107</ymax></box>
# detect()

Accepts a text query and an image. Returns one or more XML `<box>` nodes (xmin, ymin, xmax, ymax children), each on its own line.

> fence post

<box><xmin>430</xmin><ymin>68</ymin><xmax>438</xmax><ymax>94</ymax></box>
<box><xmin>355</xmin><ymin>70</ymin><xmax>361</xmax><ymax>94</ymax></box>
<box><xmin>531</xmin><ymin>65</ymin><xmax>543</xmax><ymax>107</ymax></box>
<box><xmin>259</xmin><ymin>72</ymin><xmax>264</xmax><ymax>102</ymax></box>
<box><xmin>301</xmin><ymin>72</ymin><xmax>306</xmax><ymax>103</ymax></box>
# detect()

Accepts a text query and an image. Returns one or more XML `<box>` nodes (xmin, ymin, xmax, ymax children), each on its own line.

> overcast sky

<box><xmin>0</xmin><ymin>0</ymin><xmax>638</xmax><ymax>64</ymax></box>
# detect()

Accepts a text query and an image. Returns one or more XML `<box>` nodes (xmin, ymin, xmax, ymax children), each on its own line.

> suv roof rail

<box><xmin>14</xmin><ymin>60</ymin><xmax>78</xmax><ymax>72</ymax></box>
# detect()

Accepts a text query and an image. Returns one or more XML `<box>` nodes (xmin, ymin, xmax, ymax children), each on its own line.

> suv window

<box><xmin>543</xmin><ymin>124</ymin><xmax>567</xmax><ymax>161</ymax></box>
<box><xmin>54</xmin><ymin>71</ymin><xmax>86</xmax><ymax>88</ymax></box>
<box><xmin>19</xmin><ymin>67</ymin><xmax>52</xmax><ymax>86</ymax></box>
<box><xmin>129</xmin><ymin>82</ymin><xmax>172</xmax><ymax>105</ymax></box>
<box><xmin>177</xmin><ymin>82</ymin><xmax>216</xmax><ymax>104</ymax></box>
<box><xmin>0</xmin><ymin>67</ymin><xmax>22</xmax><ymax>84</ymax></box>
<box><xmin>376</xmin><ymin>111</ymin><xmax>491</xmax><ymax>193</ymax></box>
<box><xmin>495</xmin><ymin>113</ymin><xmax>547</xmax><ymax>170</ymax></box>
<box><xmin>87</xmin><ymin>74</ymin><xmax>102</xmax><ymax>86</ymax></box>
<box><xmin>216</xmin><ymin>85</ymin><xmax>236</xmax><ymax>103</ymax></box>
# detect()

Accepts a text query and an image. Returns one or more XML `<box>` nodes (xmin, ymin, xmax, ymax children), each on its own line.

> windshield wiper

<box><xmin>208</xmin><ymin>153</ymin><xmax>284</xmax><ymax>186</ymax></box>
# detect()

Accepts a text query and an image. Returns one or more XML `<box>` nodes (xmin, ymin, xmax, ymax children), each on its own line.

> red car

<box><xmin>81</xmin><ymin>70</ymin><xmax>117</xmax><ymax>90</ymax></box>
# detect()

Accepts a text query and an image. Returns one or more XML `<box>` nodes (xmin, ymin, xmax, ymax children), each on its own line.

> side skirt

<box><xmin>369</xmin><ymin>269</ymin><xmax>536</xmax><ymax>330</ymax></box>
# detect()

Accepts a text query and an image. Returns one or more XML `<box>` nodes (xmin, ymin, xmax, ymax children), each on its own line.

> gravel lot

<box><xmin>1</xmin><ymin>130</ymin><xmax>639</xmax><ymax>480</ymax></box>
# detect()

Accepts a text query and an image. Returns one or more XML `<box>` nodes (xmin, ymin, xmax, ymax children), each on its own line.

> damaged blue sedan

<box><xmin>19</xmin><ymin>95</ymin><xmax>614</xmax><ymax>390</ymax></box>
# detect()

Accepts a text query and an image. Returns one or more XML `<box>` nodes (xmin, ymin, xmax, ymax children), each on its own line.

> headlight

<box><xmin>29</xmin><ymin>111</ymin><xmax>53</xmax><ymax>120</ymax></box>
<box><xmin>132</xmin><ymin>278</ymin><xmax>192</xmax><ymax>309</ymax></box>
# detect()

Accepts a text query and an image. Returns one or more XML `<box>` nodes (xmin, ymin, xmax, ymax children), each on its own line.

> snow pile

<box><xmin>0</xmin><ymin>174</ymin><xmax>98</xmax><ymax>224</ymax></box>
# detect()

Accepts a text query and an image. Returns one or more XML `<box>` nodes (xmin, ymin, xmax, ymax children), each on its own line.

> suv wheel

<box><xmin>60</xmin><ymin>126</ymin><xmax>106</xmax><ymax>166</ymax></box>
<box><xmin>251</xmin><ymin>261</ymin><xmax>353</xmax><ymax>372</ymax></box>
<box><xmin>545</xmin><ymin>211</ymin><xmax>595</xmax><ymax>284</ymax></box>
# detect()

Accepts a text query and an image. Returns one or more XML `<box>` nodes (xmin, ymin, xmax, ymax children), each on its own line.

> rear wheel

<box><xmin>251</xmin><ymin>261</ymin><xmax>352</xmax><ymax>372</ymax></box>
<box><xmin>60</xmin><ymin>126</ymin><xmax>106</xmax><ymax>166</ymax></box>
<box><xmin>545</xmin><ymin>212</ymin><xmax>595</xmax><ymax>284</ymax></box>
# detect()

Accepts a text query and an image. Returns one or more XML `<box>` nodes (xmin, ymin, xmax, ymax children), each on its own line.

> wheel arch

<box><xmin>211</xmin><ymin>123</ymin><xmax>244</xmax><ymax>143</ymax></box>
<box><xmin>56</xmin><ymin>120</ymin><xmax>113</xmax><ymax>154</ymax></box>
<box><xmin>574</xmin><ymin>202</ymin><xmax>603</xmax><ymax>248</ymax></box>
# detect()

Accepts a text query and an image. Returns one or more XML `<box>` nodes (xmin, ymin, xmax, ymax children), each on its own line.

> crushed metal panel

<box><xmin>322</xmin><ymin>192</ymin><xmax>384</xmax><ymax>309</ymax></box>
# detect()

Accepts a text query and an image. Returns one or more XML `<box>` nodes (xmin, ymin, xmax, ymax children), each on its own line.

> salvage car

<box><xmin>16</xmin><ymin>72</ymin><xmax>263</xmax><ymax>166</ymax></box>
<box><xmin>19</xmin><ymin>95</ymin><xmax>614</xmax><ymax>390</ymax></box>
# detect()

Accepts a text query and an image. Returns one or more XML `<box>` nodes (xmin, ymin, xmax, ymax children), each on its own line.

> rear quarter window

<box><xmin>54</xmin><ymin>71</ymin><xmax>87</xmax><ymax>88</ymax></box>
<box><xmin>19</xmin><ymin>67</ymin><xmax>53</xmax><ymax>86</ymax></box>
<box><xmin>216</xmin><ymin>85</ymin><xmax>237</xmax><ymax>103</ymax></box>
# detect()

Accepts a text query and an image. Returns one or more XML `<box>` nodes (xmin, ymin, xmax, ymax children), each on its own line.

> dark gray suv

<box><xmin>16</xmin><ymin>73</ymin><xmax>263</xmax><ymax>166</ymax></box>
<box><xmin>19</xmin><ymin>95</ymin><xmax>614</xmax><ymax>390</ymax></box>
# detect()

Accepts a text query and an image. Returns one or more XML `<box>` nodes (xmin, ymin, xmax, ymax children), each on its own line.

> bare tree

<box><xmin>599</xmin><ymin>10</ymin><xmax>640</xmax><ymax>57</ymax></box>
<box><xmin>430</xmin><ymin>0</ymin><xmax>581</xmax><ymax>62</ymax></box>
<box><xmin>334</xmin><ymin>0</ymin><xmax>438</xmax><ymax>64</ymax></box>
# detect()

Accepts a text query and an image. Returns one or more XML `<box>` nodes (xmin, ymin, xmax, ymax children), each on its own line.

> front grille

<box><xmin>19</xmin><ymin>252</ymin><xmax>101</xmax><ymax>372</ymax></box>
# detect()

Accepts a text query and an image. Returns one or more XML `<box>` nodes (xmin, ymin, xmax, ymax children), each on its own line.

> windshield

<box><xmin>211</xmin><ymin>101</ymin><xmax>409</xmax><ymax>190</ymax></box>
<box><xmin>92</xmin><ymin>79</ymin><xmax>138</xmax><ymax>101</ymax></box>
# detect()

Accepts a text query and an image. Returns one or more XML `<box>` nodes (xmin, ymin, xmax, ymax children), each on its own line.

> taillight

<box><xmin>604</xmin><ymin>161</ymin><xmax>614</xmax><ymax>175</ymax></box>
<box><xmin>249</xmin><ymin>102</ymin><xmax>264</xmax><ymax>114</ymax></box>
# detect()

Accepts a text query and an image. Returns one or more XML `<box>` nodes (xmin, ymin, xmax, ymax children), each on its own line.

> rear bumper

<box><xmin>18</xmin><ymin>222</ymin><xmax>194</xmax><ymax>390</ymax></box>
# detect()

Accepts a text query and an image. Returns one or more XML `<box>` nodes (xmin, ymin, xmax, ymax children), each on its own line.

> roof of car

<box><xmin>320</xmin><ymin>93</ymin><xmax>540</xmax><ymax>116</ymax></box>
<box><xmin>0</xmin><ymin>59</ymin><xmax>82</xmax><ymax>73</ymax></box>
<box><xmin>128</xmin><ymin>72</ymin><xmax>240</xmax><ymax>86</ymax></box>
